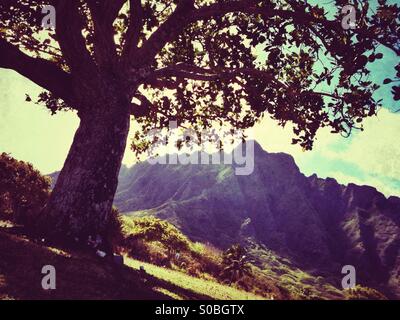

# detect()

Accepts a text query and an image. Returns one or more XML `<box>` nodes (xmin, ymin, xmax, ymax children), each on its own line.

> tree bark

<box><xmin>40</xmin><ymin>99</ymin><xmax>131</xmax><ymax>243</ymax></box>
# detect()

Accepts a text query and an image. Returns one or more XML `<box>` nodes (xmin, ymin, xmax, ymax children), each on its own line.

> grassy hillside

<box><xmin>0</xmin><ymin>220</ymin><xmax>266</xmax><ymax>300</ymax></box>
<box><xmin>124</xmin><ymin>258</ymin><xmax>266</xmax><ymax>300</ymax></box>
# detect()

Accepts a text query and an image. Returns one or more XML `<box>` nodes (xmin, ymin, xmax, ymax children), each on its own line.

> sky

<box><xmin>0</xmin><ymin>1</ymin><xmax>399</xmax><ymax>198</ymax></box>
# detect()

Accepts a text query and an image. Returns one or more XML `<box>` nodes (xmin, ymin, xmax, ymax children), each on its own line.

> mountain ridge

<box><xmin>112</xmin><ymin>141</ymin><xmax>400</xmax><ymax>298</ymax></box>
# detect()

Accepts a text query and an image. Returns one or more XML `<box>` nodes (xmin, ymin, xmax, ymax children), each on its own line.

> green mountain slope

<box><xmin>114</xmin><ymin>142</ymin><xmax>400</xmax><ymax>299</ymax></box>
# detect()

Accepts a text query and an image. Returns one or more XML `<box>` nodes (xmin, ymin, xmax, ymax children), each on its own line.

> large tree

<box><xmin>0</xmin><ymin>0</ymin><xmax>399</xmax><ymax>241</ymax></box>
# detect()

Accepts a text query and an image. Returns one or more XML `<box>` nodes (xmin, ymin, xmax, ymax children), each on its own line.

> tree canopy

<box><xmin>1</xmin><ymin>0</ymin><xmax>399</xmax><ymax>151</ymax></box>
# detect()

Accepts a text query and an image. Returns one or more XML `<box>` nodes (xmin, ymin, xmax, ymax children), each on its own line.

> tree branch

<box><xmin>130</xmin><ymin>0</ymin><xmax>340</xmax><ymax>67</ymax></box>
<box><xmin>0</xmin><ymin>38</ymin><xmax>73</xmax><ymax>104</ymax></box>
<box><xmin>192</xmin><ymin>0</ymin><xmax>261</xmax><ymax>20</ymax></box>
<box><xmin>150</xmin><ymin>63</ymin><xmax>282</xmax><ymax>86</ymax></box>
<box><xmin>97</xmin><ymin>0</ymin><xmax>126</xmax><ymax>25</ymax></box>
<box><xmin>86</xmin><ymin>0</ymin><xmax>119</xmax><ymax>66</ymax></box>
<box><xmin>123</xmin><ymin>0</ymin><xmax>144</xmax><ymax>61</ymax></box>
<box><xmin>55</xmin><ymin>0</ymin><xmax>96</xmax><ymax>76</ymax></box>
<box><xmin>131</xmin><ymin>0</ymin><xmax>196</xmax><ymax>66</ymax></box>
<box><xmin>130</xmin><ymin>93</ymin><xmax>153</xmax><ymax>117</ymax></box>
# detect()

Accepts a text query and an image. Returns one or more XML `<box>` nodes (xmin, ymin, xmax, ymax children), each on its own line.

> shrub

<box><xmin>344</xmin><ymin>285</ymin><xmax>387</xmax><ymax>300</ymax></box>
<box><xmin>121</xmin><ymin>216</ymin><xmax>190</xmax><ymax>255</ymax></box>
<box><xmin>220</xmin><ymin>244</ymin><xmax>252</xmax><ymax>284</ymax></box>
<box><xmin>120</xmin><ymin>216</ymin><xmax>224</xmax><ymax>277</ymax></box>
<box><xmin>190</xmin><ymin>242</ymin><xmax>222</xmax><ymax>276</ymax></box>
<box><xmin>104</xmin><ymin>206</ymin><xmax>124</xmax><ymax>251</ymax></box>
<box><xmin>0</xmin><ymin>153</ymin><xmax>50</xmax><ymax>226</ymax></box>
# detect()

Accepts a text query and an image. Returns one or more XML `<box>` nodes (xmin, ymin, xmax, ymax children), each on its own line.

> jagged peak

<box><xmin>231</xmin><ymin>139</ymin><xmax>266</xmax><ymax>156</ymax></box>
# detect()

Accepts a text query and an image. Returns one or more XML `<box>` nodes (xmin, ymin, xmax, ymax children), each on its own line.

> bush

<box><xmin>105</xmin><ymin>206</ymin><xmax>124</xmax><ymax>252</ymax></box>
<box><xmin>220</xmin><ymin>244</ymin><xmax>252</xmax><ymax>284</ymax></box>
<box><xmin>0</xmin><ymin>153</ymin><xmax>50</xmax><ymax>226</ymax></box>
<box><xmin>190</xmin><ymin>243</ymin><xmax>222</xmax><ymax>276</ymax></box>
<box><xmin>121</xmin><ymin>216</ymin><xmax>190</xmax><ymax>255</ymax></box>
<box><xmin>344</xmin><ymin>285</ymin><xmax>387</xmax><ymax>300</ymax></box>
<box><xmin>120</xmin><ymin>216</ymin><xmax>226</xmax><ymax>277</ymax></box>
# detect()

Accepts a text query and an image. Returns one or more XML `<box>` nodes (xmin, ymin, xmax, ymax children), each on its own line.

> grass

<box><xmin>0</xmin><ymin>220</ymin><xmax>265</xmax><ymax>300</ymax></box>
<box><xmin>124</xmin><ymin>258</ymin><xmax>267</xmax><ymax>300</ymax></box>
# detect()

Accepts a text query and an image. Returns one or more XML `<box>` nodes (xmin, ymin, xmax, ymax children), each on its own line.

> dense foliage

<box><xmin>0</xmin><ymin>153</ymin><xmax>50</xmax><ymax>225</ymax></box>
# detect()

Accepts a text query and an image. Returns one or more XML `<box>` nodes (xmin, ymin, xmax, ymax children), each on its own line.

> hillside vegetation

<box><xmin>0</xmin><ymin>220</ymin><xmax>225</xmax><ymax>300</ymax></box>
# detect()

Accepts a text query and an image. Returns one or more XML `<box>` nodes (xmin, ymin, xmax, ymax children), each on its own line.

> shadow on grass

<box><xmin>0</xmin><ymin>225</ymin><xmax>213</xmax><ymax>300</ymax></box>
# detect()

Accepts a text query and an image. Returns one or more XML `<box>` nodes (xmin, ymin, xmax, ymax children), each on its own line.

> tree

<box><xmin>0</xmin><ymin>0</ymin><xmax>399</xmax><ymax>241</ymax></box>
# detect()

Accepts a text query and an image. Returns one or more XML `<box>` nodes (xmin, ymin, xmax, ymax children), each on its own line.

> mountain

<box><xmin>113</xmin><ymin>142</ymin><xmax>400</xmax><ymax>298</ymax></box>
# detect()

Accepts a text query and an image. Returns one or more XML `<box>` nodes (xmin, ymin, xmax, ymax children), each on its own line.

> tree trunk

<box><xmin>40</xmin><ymin>99</ymin><xmax>130</xmax><ymax>243</ymax></box>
